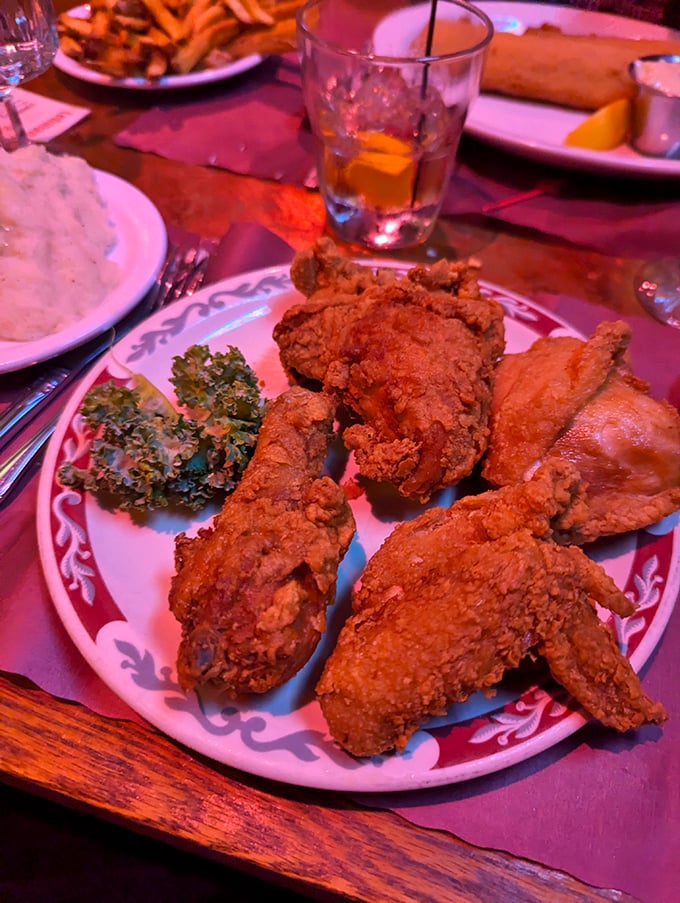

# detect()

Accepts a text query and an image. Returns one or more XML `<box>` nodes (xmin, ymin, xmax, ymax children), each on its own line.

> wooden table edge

<box><xmin>1</xmin><ymin>674</ymin><xmax>637</xmax><ymax>903</ymax></box>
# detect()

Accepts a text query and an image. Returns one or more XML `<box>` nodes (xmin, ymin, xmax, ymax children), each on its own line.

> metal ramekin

<box><xmin>629</xmin><ymin>54</ymin><xmax>680</xmax><ymax>158</ymax></box>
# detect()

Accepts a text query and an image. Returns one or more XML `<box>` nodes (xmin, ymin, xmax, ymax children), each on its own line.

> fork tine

<box><xmin>182</xmin><ymin>255</ymin><xmax>209</xmax><ymax>297</ymax></box>
<box><xmin>158</xmin><ymin>247</ymin><xmax>209</xmax><ymax>308</ymax></box>
<box><xmin>146</xmin><ymin>244</ymin><xmax>198</xmax><ymax>314</ymax></box>
<box><xmin>145</xmin><ymin>245</ymin><xmax>185</xmax><ymax>314</ymax></box>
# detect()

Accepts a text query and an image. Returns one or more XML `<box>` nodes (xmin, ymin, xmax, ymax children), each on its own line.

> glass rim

<box><xmin>296</xmin><ymin>0</ymin><xmax>494</xmax><ymax>65</ymax></box>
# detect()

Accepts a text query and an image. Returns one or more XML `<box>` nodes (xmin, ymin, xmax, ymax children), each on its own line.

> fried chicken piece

<box><xmin>288</xmin><ymin>235</ymin><xmax>398</xmax><ymax>300</ymax></box>
<box><xmin>482</xmin><ymin>321</ymin><xmax>680</xmax><ymax>544</ymax></box>
<box><xmin>169</xmin><ymin>387</ymin><xmax>356</xmax><ymax>695</ymax></box>
<box><xmin>276</xmin><ymin>239</ymin><xmax>398</xmax><ymax>383</ymax></box>
<box><xmin>316</xmin><ymin>460</ymin><xmax>666</xmax><ymax>757</ymax></box>
<box><xmin>274</xmin><ymin>238</ymin><xmax>505</xmax><ymax>503</ymax></box>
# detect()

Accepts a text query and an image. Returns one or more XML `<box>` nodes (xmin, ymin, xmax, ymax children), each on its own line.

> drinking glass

<box><xmin>297</xmin><ymin>0</ymin><xmax>493</xmax><ymax>250</ymax></box>
<box><xmin>0</xmin><ymin>0</ymin><xmax>59</xmax><ymax>151</ymax></box>
<box><xmin>634</xmin><ymin>260</ymin><xmax>680</xmax><ymax>328</ymax></box>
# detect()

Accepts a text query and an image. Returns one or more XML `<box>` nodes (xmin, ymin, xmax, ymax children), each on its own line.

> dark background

<box><xmin>0</xmin><ymin>783</ymin><xmax>313</xmax><ymax>903</ymax></box>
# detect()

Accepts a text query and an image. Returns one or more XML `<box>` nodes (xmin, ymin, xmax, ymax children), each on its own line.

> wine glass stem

<box><xmin>0</xmin><ymin>90</ymin><xmax>30</xmax><ymax>151</ymax></box>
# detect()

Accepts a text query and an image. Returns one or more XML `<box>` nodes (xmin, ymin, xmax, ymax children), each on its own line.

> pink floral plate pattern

<box><xmin>37</xmin><ymin>265</ymin><xmax>680</xmax><ymax>792</ymax></box>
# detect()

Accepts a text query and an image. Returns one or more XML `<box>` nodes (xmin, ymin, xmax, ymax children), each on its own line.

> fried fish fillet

<box><xmin>169</xmin><ymin>386</ymin><xmax>356</xmax><ymax>695</ymax></box>
<box><xmin>481</xmin><ymin>29</ymin><xmax>680</xmax><ymax>110</ymax></box>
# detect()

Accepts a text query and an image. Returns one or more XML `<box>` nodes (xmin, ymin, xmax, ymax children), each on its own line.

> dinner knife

<box><xmin>0</xmin><ymin>340</ymin><xmax>107</xmax><ymax>446</ymax></box>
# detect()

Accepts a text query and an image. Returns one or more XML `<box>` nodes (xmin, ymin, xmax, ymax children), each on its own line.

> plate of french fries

<box><xmin>56</xmin><ymin>0</ymin><xmax>303</xmax><ymax>90</ymax></box>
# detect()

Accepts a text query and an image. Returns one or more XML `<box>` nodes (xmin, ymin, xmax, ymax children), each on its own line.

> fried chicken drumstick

<box><xmin>316</xmin><ymin>460</ymin><xmax>666</xmax><ymax>757</ymax></box>
<box><xmin>482</xmin><ymin>321</ymin><xmax>680</xmax><ymax>544</ymax></box>
<box><xmin>273</xmin><ymin>238</ymin><xmax>505</xmax><ymax>503</ymax></box>
<box><xmin>169</xmin><ymin>387</ymin><xmax>356</xmax><ymax>695</ymax></box>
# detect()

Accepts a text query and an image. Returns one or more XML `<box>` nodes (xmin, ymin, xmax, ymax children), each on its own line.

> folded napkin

<box><xmin>115</xmin><ymin>54</ymin><xmax>680</xmax><ymax>260</ymax></box>
<box><xmin>450</xmin><ymin>141</ymin><xmax>680</xmax><ymax>261</ymax></box>
<box><xmin>117</xmin><ymin>55</ymin><xmax>314</xmax><ymax>185</ymax></box>
<box><xmin>1</xmin><ymin>223</ymin><xmax>678</xmax><ymax>903</ymax></box>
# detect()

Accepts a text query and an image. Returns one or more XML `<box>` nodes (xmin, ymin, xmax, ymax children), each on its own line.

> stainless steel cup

<box><xmin>629</xmin><ymin>55</ymin><xmax>680</xmax><ymax>159</ymax></box>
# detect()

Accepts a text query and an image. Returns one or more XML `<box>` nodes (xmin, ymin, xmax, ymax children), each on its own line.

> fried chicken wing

<box><xmin>169</xmin><ymin>387</ymin><xmax>356</xmax><ymax>695</ymax></box>
<box><xmin>315</xmin><ymin>460</ymin><xmax>666</xmax><ymax>757</ymax></box>
<box><xmin>273</xmin><ymin>238</ymin><xmax>505</xmax><ymax>503</ymax></box>
<box><xmin>482</xmin><ymin>321</ymin><xmax>680</xmax><ymax>544</ymax></box>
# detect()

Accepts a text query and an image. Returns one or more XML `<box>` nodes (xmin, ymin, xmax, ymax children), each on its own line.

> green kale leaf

<box><xmin>57</xmin><ymin>344</ymin><xmax>264</xmax><ymax>511</ymax></box>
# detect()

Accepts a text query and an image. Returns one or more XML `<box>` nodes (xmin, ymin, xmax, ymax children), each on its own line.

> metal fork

<box><xmin>0</xmin><ymin>245</ymin><xmax>209</xmax><ymax>506</ymax></box>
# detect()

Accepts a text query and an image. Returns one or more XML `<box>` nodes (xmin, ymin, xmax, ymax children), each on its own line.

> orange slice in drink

<box><xmin>344</xmin><ymin>131</ymin><xmax>415</xmax><ymax>208</ymax></box>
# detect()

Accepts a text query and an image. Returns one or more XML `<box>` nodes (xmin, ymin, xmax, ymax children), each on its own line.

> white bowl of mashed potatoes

<box><xmin>0</xmin><ymin>145</ymin><xmax>167</xmax><ymax>372</ymax></box>
<box><xmin>0</xmin><ymin>144</ymin><xmax>124</xmax><ymax>342</ymax></box>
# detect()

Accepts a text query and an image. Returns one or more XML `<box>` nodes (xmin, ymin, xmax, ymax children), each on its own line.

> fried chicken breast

<box><xmin>273</xmin><ymin>238</ymin><xmax>505</xmax><ymax>504</ymax></box>
<box><xmin>316</xmin><ymin>460</ymin><xmax>666</xmax><ymax>757</ymax></box>
<box><xmin>169</xmin><ymin>386</ymin><xmax>356</xmax><ymax>695</ymax></box>
<box><xmin>482</xmin><ymin>321</ymin><xmax>680</xmax><ymax>544</ymax></box>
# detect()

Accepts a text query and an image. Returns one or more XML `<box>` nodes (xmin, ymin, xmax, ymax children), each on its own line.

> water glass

<box><xmin>297</xmin><ymin>0</ymin><xmax>493</xmax><ymax>250</ymax></box>
<box><xmin>0</xmin><ymin>0</ymin><xmax>59</xmax><ymax>150</ymax></box>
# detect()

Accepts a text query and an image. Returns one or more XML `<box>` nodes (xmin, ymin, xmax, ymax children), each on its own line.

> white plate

<box><xmin>37</xmin><ymin>265</ymin><xmax>680</xmax><ymax>793</ymax></box>
<box><xmin>374</xmin><ymin>1</ymin><xmax>680</xmax><ymax>178</ymax></box>
<box><xmin>0</xmin><ymin>171</ymin><xmax>166</xmax><ymax>373</ymax></box>
<box><xmin>54</xmin><ymin>5</ymin><xmax>262</xmax><ymax>91</ymax></box>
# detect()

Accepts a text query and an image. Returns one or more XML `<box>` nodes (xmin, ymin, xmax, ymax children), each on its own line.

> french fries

<box><xmin>57</xmin><ymin>0</ymin><xmax>303</xmax><ymax>80</ymax></box>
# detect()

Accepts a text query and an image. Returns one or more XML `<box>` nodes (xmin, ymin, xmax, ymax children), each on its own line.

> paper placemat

<box><xmin>8</xmin><ymin>87</ymin><xmax>90</xmax><ymax>143</ymax></box>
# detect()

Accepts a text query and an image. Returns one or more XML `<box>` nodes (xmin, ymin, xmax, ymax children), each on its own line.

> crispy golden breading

<box><xmin>169</xmin><ymin>387</ymin><xmax>355</xmax><ymax>696</ymax></box>
<box><xmin>480</xmin><ymin>28</ymin><xmax>680</xmax><ymax>111</ymax></box>
<box><xmin>316</xmin><ymin>461</ymin><xmax>667</xmax><ymax>758</ymax></box>
<box><xmin>482</xmin><ymin>321</ymin><xmax>680</xmax><ymax>544</ymax></box>
<box><xmin>273</xmin><ymin>238</ymin><xmax>506</xmax><ymax>504</ymax></box>
<box><xmin>57</xmin><ymin>0</ymin><xmax>303</xmax><ymax>79</ymax></box>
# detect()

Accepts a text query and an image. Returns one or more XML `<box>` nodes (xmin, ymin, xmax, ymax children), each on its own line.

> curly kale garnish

<box><xmin>58</xmin><ymin>344</ymin><xmax>264</xmax><ymax>511</ymax></box>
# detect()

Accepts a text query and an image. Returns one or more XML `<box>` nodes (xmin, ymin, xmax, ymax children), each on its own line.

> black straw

<box><xmin>421</xmin><ymin>0</ymin><xmax>439</xmax><ymax>94</ymax></box>
<box><xmin>411</xmin><ymin>0</ymin><xmax>438</xmax><ymax>206</ymax></box>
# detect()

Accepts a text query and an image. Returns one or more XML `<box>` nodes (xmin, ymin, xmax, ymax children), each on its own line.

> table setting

<box><xmin>2</xmin><ymin>1</ymin><xmax>680</xmax><ymax>901</ymax></box>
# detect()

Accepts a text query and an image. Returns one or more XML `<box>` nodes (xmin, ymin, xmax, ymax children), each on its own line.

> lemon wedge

<box><xmin>344</xmin><ymin>131</ymin><xmax>415</xmax><ymax>208</ymax></box>
<box><xmin>564</xmin><ymin>98</ymin><xmax>632</xmax><ymax>151</ymax></box>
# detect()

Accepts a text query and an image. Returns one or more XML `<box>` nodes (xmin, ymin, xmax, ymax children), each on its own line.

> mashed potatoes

<box><xmin>0</xmin><ymin>145</ymin><xmax>121</xmax><ymax>342</ymax></box>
